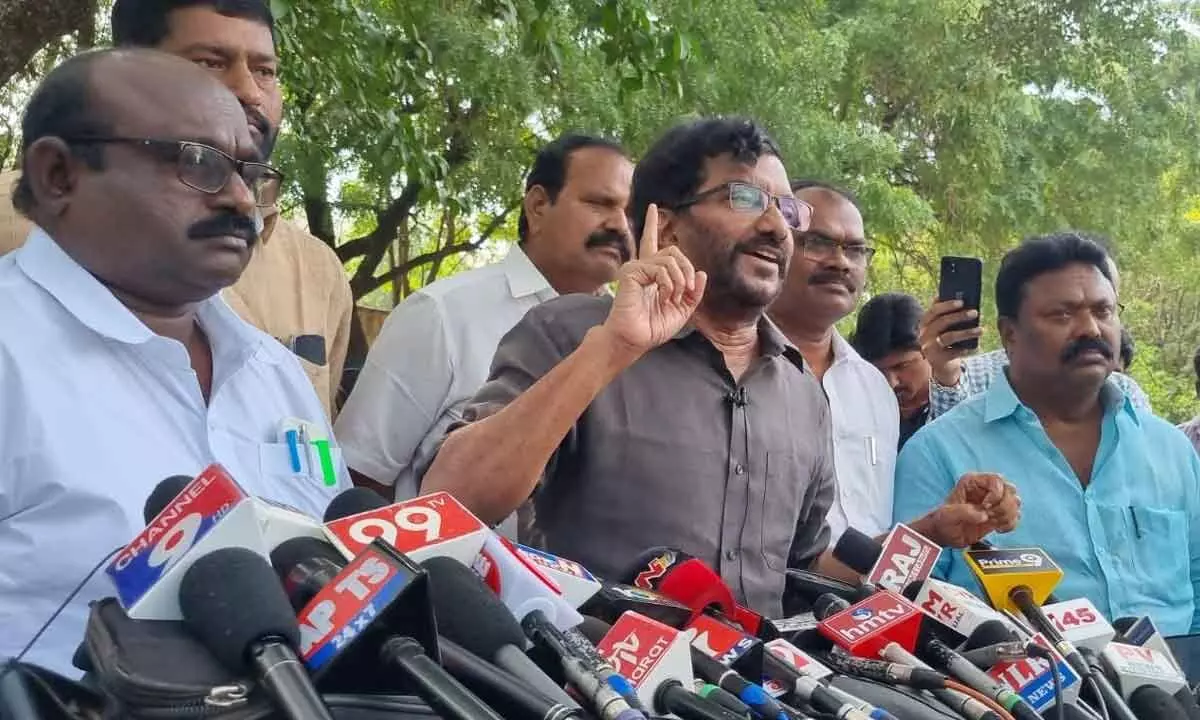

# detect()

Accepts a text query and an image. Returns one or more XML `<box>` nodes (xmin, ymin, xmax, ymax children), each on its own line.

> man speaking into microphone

<box><xmin>894</xmin><ymin>233</ymin><xmax>1200</xmax><ymax>633</ymax></box>
<box><xmin>422</xmin><ymin>117</ymin><xmax>1019</xmax><ymax>618</ymax></box>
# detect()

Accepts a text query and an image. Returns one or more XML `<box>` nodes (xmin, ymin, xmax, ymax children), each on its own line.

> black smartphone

<box><xmin>937</xmin><ymin>256</ymin><xmax>983</xmax><ymax>351</ymax></box>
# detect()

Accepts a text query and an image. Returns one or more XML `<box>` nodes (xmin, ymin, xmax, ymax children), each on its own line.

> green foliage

<box><xmin>4</xmin><ymin>0</ymin><xmax>1200</xmax><ymax>417</ymax></box>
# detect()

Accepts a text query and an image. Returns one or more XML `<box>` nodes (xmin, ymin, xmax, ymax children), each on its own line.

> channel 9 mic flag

<box><xmin>106</xmin><ymin>464</ymin><xmax>264</xmax><ymax>619</ymax></box>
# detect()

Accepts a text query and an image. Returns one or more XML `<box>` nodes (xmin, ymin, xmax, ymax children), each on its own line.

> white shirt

<box><xmin>0</xmin><ymin>229</ymin><xmax>350</xmax><ymax>675</ymax></box>
<box><xmin>821</xmin><ymin>331</ymin><xmax>900</xmax><ymax>541</ymax></box>
<box><xmin>336</xmin><ymin>245</ymin><xmax>557</xmax><ymax>499</ymax></box>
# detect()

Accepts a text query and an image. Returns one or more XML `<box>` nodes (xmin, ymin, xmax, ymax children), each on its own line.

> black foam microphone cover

<box><xmin>1174</xmin><ymin>686</ymin><xmax>1200</xmax><ymax>720</ymax></box>
<box><xmin>143</xmin><ymin>475</ymin><xmax>195</xmax><ymax>523</ymax></box>
<box><xmin>963</xmin><ymin>619</ymin><xmax>1018</xmax><ymax>650</ymax></box>
<box><xmin>832</xmin><ymin>528</ymin><xmax>881</xmax><ymax>575</ymax></box>
<box><xmin>576</xmin><ymin>616</ymin><xmax>612</xmax><ymax>644</ymax></box>
<box><xmin>178</xmin><ymin>547</ymin><xmax>301</xmax><ymax>673</ymax></box>
<box><xmin>420</xmin><ymin>556</ymin><xmax>527</xmax><ymax>657</ymax></box>
<box><xmin>1128</xmin><ymin>685</ymin><xmax>1189</xmax><ymax>719</ymax></box>
<box><xmin>323</xmin><ymin>486</ymin><xmax>389</xmax><ymax>523</ymax></box>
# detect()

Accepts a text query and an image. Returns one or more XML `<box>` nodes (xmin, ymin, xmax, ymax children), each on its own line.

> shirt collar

<box><xmin>983</xmin><ymin>368</ymin><xmax>1139</xmax><ymax>425</ymax></box>
<box><xmin>504</xmin><ymin>244</ymin><xmax>555</xmax><ymax>299</ymax></box>
<box><xmin>671</xmin><ymin>314</ymin><xmax>806</xmax><ymax>371</ymax></box>
<box><xmin>17</xmin><ymin>227</ymin><xmax>267</xmax><ymax>355</ymax></box>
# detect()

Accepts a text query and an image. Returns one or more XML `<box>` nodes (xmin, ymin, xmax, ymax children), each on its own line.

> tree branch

<box><xmin>358</xmin><ymin>202</ymin><xmax>517</xmax><ymax>297</ymax></box>
<box><xmin>0</xmin><ymin>0</ymin><xmax>94</xmax><ymax>86</ymax></box>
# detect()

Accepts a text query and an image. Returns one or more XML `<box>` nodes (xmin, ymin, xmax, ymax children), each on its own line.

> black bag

<box><xmin>82</xmin><ymin>598</ymin><xmax>443</xmax><ymax>719</ymax></box>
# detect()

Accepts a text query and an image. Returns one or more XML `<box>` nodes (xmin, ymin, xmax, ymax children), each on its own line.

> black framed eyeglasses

<box><xmin>673</xmin><ymin>181</ymin><xmax>813</xmax><ymax>230</ymax></box>
<box><xmin>61</xmin><ymin>136</ymin><xmax>284</xmax><ymax>208</ymax></box>
<box><xmin>796</xmin><ymin>230</ymin><xmax>876</xmax><ymax>266</ymax></box>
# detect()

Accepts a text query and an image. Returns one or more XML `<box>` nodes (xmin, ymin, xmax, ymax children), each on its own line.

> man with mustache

<box><xmin>1</xmin><ymin>0</ymin><xmax>354</xmax><ymax>421</ymax></box>
<box><xmin>851</xmin><ymin>292</ymin><xmax>933</xmax><ymax>449</ymax></box>
<box><xmin>894</xmin><ymin>233</ymin><xmax>1200</xmax><ymax>633</ymax></box>
<box><xmin>769</xmin><ymin>182</ymin><xmax>1017</xmax><ymax>543</ymax></box>
<box><xmin>422</xmin><ymin>119</ymin><xmax>1018</xmax><ymax>615</ymax></box>
<box><xmin>0</xmin><ymin>49</ymin><xmax>349</xmax><ymax>675</ymax></box>
<box><xmin>335</xmin><ymin>134</ymin><xmax>634</xmax><ymax>504</ymax></box>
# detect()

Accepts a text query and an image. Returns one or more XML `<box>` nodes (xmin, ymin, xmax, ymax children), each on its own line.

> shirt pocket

<box><xmin>760</xmin><ymin>450</ymin><xmax>801</xmax><ymax>572</ymax></box>
<box><xmin>1097</xmin><ymin>502</ymin><xmax>1189</xmax><ymax>596</ymax></box>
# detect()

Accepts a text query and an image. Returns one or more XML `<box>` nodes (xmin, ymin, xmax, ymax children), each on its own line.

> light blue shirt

<box><xmin>894</xmin><ymin>371</ymin><xmax>1200</xmax><ymax>635</ymax></box>
<box><xmin>0</xmin><ymin>229</ymin><xmax>351</xmax><ymax>675</ymax></box>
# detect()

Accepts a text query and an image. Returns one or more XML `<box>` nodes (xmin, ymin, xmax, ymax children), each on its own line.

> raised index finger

<box><xmin>639</xmin><ymin>203</ymin><xmax>660</xmax><ymax>259</ymax></box>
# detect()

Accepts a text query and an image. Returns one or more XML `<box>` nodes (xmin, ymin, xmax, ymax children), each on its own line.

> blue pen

<box><xmin>285</xmin><ymin>429</ymin><xmax>302</xmax><ymax>473</ymax></box>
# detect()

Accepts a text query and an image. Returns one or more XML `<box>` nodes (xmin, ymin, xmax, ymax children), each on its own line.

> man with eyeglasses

<box><xmin>1</xmin><ymin>0</ymin><xmax>354</xmax><ymax>421</ymax></box>
<box><xmin>769</xmin><ymin>181</ymin><xmax>1019</xmax><ymax>547</ymax></box>
<box><xmin>895</xmin><ymin>233</ymin><xmax>1200</xmax><ymax>633</ymax></box>
<box><xmin>422</xmin><ymin>118</ymin><xmax>1017</xmax><ymax>616</ymax></box>
<box><xmin>0</xmin><ymin>49</ymin><xmax>350</xmax><ymax>675</ymax></box>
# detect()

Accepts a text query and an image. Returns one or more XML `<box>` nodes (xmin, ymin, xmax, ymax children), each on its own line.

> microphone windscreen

<box><xmin>420</xmin><ymin>556</ymin><xmax>527</xmax><ymax>658</ymax></box>
<box><xmin>178</xmin><ymin>547</ymin><xmax>300</xmax><ymax>673</ymax></box>
<box><xmin>576</xmin><ymin>616</ymin><xmax>612</xmax><ymax>645</ymax></box>
<box><xmin>617</xmin><ymin>546</ymin><xmax>693</xmax><ymax>585</ymax></box>
<box><xmin>143</xmin><ymin>475</ymin><xmax>194</xmax><ymax>523</ymax></box>
<box><xmin>1111</xmin><ymin>616</ymin><xmax>1138</xmax><ymax>642</ymax></box>
<box><xmin>901</xmin><ymin>580</ymin><xmax>923</xmax><ymax>601</ymax></box>
<box><xmin>963</xmin><ymin>619</ymin><xmax>1017</xmax><ymax>650</ymax></box>
<box><xmin>323</xmin><ymin>487</ymin><xmax>389</xmax><ymax>522</ymax></box>
<box><xmin>269</xmin><ymin>536</ymin><xmax>345</xmax><ymax>577</ymax></box>
<box><xmin>832</xmin><ymin>528</ymin><xmax>881</xmax><ymax>575</ymax></box>
<box><xmin>1174</xmin><ymin>686</ymin><xmax>1200</xmax><ymax>720</ymax></box>
<box><xmin>1129</xmin><ymin>685</ymin><xmax>1190</xmax><ymax>719</ymax></box>
<box><xmin>813</xmin><ymin>593</ymin><xmax>850</xmax><ymax>621</ymax></box>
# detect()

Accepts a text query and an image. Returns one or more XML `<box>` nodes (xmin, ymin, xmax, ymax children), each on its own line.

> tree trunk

<box><xmin>0</xmin><ymin>0</ymin><xmax>94</xmax><ymax>86</ymax></box>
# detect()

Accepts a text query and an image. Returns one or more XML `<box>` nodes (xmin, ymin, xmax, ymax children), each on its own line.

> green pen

<box><xmin>312</xmin><ymin>438</ymin><xmax>337</xmax><ymax>487</ymax></box>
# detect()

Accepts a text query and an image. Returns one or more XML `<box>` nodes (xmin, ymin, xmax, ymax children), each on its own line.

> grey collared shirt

<box><xmin>460</xmin><ymin>294</ymin><xmax>836</xmax><ymax>617</ymax></box>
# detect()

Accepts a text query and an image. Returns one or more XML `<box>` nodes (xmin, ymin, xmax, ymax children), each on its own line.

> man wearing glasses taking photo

<box><xmin>769</xmin><ymin>180</ymin><xmax>1019</xmax><ymax>550</ymax></box>
<box><xmin>0</xmin><ymin>49</ymin><xmax>349</xmax><ymax>676</ymax></box>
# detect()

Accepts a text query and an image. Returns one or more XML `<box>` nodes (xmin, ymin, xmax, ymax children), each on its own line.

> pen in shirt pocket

<box><xmin>867</xmin><ymin>436</ymin><xmax>878</xmax><ymax>466</ymax></box>
<box><xmin>1130</xmin><ymin>506</ymin><xmax>1143</xmax><ymax>539</ymax></box>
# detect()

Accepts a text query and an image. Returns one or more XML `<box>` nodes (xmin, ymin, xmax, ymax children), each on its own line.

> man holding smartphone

<box><xmin>919</xmin><ymin>249</ymin><xmax>1150</xmax><ymax>418</ymax></box>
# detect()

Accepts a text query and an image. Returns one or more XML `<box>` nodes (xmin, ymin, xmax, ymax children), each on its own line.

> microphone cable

<box><xmin>943</xmin><ymin>679</ymin><xmax>1016</xmax><ymax>720</ymax></box>
<box><xmin>0</xmin><ymin>546</ymin><xmax>121</xmax><ymax>682</ymax></box>
<box><xmin>1026</xmin><ymin>642</ymin><xmax>1065</xmax><ymax>720</ymax></box>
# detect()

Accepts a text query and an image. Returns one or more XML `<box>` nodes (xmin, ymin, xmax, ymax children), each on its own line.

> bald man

<box><xmin>1</xmin><ymin>0</ymin><xmax>354</xmax><ymax>420</ymax></box>
<box><xmin>0</xmin><ymin>49</ymin><xmax>349</xmax><ymax>675</ymax></box>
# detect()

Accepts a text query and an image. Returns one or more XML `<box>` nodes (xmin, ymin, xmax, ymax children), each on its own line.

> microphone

<box><xmin>592</xmin><ymin>611</ymin><xmax>760</xmax><ymax>720</ymax></box>
<box><xmin>835</xmin><ymin>526</ymin><xmax>942</xmax><ymax>595</ymax></box>
<box><xmin>421</xmin><ymin>555</ymin><xmax>583</xmax><ymax>710</ymax></box>
<box><xmin>984</xmin><ymin>634</ymin><xmax>1082</xmax><ymax>715</ymax></box>
<box><xmin>108</xmin><ymin>466</ymin><xmax>325</xmax><ymax>620</ymax></box>
<box><xmin>272</xmin><ymin>537</ymin><xmax>504</xmax><ymax>720</ymax></box>
<box><xmin>687</xmin><ymin>612</ymin><xmax>765</xmax><ymax>679</ymax></box>
<box><xmin>1100</xmin><ymin>642</ymin><xmax>1189</xmax><ymax>700</ymax></box>
<box><xmin>322</xmin><ymin>488</ymin><xmax>491</xmax><ymax>567</ymax></box>
<box><xmin>964</xmin><ymin>546</ymin><xmax>1134</xmax><ymax>720</ymax></box>
<box><xmin>785</xmin><ymin>569</ymin><xmax>873</xmax><ymax>605</ymax></box>
<box><xmin>177</xmin><ymin>547</ymin><xmax>334</xmax><ymax>720</ymax></box>
<box><xmin>580</xmin><ymin>582</ymin><xmax>696</xmax><ymax>630</ymax></box>
<box><xmin>904</xmin><ymin>578</ymin><xmax>1016</xmax><ymax>641</ymax></box>
<box><xmin>473</xmin><ymin>532</ymin><xmax>583</xmax><ymax>631</ymax></box>
<box><xmin>1113</xmin><ymin>616</ymin><xmax>1186</xmax><ymax>675</ymax></box>
<box><xmin>142</xmin><ymin>475</ymin><xmax>194</xmax><ymax>523</ymax></box>
<box><xmin>622</xmin><ymin>548</ymin><xmax>774</xmax><ymax>639</ymax></box>
<box><xmin>438</xmin><ymin>637</ymin><xmax>584</xmax><ymax>720</ymax></box>
<box><xmin>917</xmin><ymin>635</ymin><xmax>1040</xmax><ymax>720</ymax></box>
<box><xmin>1127</xmin><ymin>686</ymin><xmax>1190</xmax><ymax>719</ymax></box>
<box><xmin>1040</xmin><ymin>598</ymin><xmax>1115</xmax><ymax>654</ymax></box>
<box><xmin>515</xmin><ymin>545</ymin><xmax>603</xmax><ymax>609</ymax></box>
<box><xmin>815</xmin><ymin>594</ymin><xmax>1000</xmax><ymax>720</ymax></box>
<box><xmin>761</xmin><ymin>639</ymin><xmax>895</xmax><ymax>720</ymax></box>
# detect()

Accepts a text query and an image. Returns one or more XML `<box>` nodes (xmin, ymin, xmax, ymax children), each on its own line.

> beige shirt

<box><xmin>0</xmin><ymin>169</ymin><xmax>352</xmax><ymax>420</ymax></box>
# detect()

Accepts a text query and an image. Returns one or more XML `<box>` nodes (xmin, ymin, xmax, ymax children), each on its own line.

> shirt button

<box><xmin>725</xmin><ymin>549</ymin><xmax>738</xmax><ymax>561</ymax></box>
<box><xmin>734</xmin><ymin>464</ymin><xmax>745</xmax><ymax>475</ymax></box>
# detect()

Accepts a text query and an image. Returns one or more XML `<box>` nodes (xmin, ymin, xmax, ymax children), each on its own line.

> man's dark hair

<box><xmin>851</xmin><ymin>292</ymin><xmax>924</xmax><ymax>363</ymax></box>
<box><xmin>517</xmin><ymin>133</ymin><xmax>627</xmax><ymax>244</ymax></box>
<box><xmin>111</xmin><ymin>0</ymin><xmax>276</xmax><ymax>47</ymax></box>
<box><xmin>994</xmin><ymin>231</ymin><xmax>1115</xmax><ymax>319</ymax></box>
<box><xmin>790</xmin><ymin>178</ymin><xmax>860</xmax><ymax>210</ymax></box>
<box><xmin>630</xmin><ymin>117</ymin><xmax>782</xmax><ymax>239</ymax></box>
<box><xmin>12</xmin><ymin>51</ymin><xmax>114</xmax><ymax>216</ymax></box>
<box><xmin>1119</xmin><ymin>327</ymin><xmax>1135</xmax><ymax>371</ymax></box>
